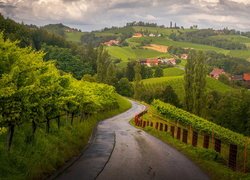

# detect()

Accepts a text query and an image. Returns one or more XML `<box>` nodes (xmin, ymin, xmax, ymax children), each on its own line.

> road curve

<box><xmin>56</xmin><ymin>100</ymin><xmax>209</xmax><ymax>180</ymax></box>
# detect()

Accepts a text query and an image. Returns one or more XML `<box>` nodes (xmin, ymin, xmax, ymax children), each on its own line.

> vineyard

<box><xmin>0</xmin><ymin>33</ymin><xmax>131</xmax><ymax>179</ymax></box>
<box><xmin>142</xmin><ymin>76</ymin><xmax>234</xmax><ymax>101</ymax></box>
<box><xmin>148</xmin><ymin>100</ymin><xmax>250</xmax><ymax>173</ymax></box>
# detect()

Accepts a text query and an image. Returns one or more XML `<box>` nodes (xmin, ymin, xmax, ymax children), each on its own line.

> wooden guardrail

<box><xmin>134</xmin><ymin>112</ymin><xmax>249</xmax><ymax>173</ymax></box>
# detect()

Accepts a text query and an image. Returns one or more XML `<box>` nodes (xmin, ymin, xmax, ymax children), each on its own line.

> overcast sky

<box><xmin>0</xmin><ymin>0</ymin><xmax>250</xmax><ymax>31</ymax></box>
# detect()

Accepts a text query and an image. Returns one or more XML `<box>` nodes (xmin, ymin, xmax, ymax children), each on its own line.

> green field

<box><xmin>106</xmin><ymin>46</ymin><xmax>168</xmax><ymax>62</ymax></box>
<box><xmin>228</xmin><ymin>50</ymin><xmax>250</xmax><ymax>61</ymax></box>
<box><xmin>63</xmin><ymin>26</ymin><xmax>250</xmax><ymax>61</ymax></box>
<box><xmin>65</xmin><ymin>32</ymin><xmax>85</xmax><ymax>43</ymax></box>
<box><xmin>129</xmin><ymin>37</ymin><xmax>229</xmax><ymax>54</ymax></box>
<box><xmin>210</xmin><ymin>35</ymin><xmax>250</xmax><ymax>44</ymax></box>
<box><xmin>163</xmin><ymin>67</ymin><xmax>184</xmax><ymax>76</ymax></box>
<box><xmin>142</xmin><ymin>76</ymin><xmax>235</xmax><ymax>101</ymax></box>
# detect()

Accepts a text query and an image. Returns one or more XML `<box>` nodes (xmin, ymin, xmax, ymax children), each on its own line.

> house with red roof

<box><xmin>133</xmin><ymin>33</ymin><xmax>143</xmax><ymax>38</ymax></box>
<box><xmin>166</xmin><ymin>58</ymin><xmax>176</xmax><ymax>66</ymax></box>
<box><xmin>103</xmin><ymin>40</ymin><xmax>119</xmax><ymax>46</ymax></box>
<box><xmin>180</xmin><ymin>54</ymin><xmax>188</xmax><ymax>60</ymax></box>
<box><xmin>140</xmin><ymin>58</ymin><xmax>159</xmax><ymax>67</ymax></box>
<box><xmin>243</xmin><ymin>73</ymin><xmax>250</xmax><ymax>86</ymax></box>
<box><xmin>210</xmin><ymin>68</ymin><xmax>225</xmax><ymax>79</ymax></box>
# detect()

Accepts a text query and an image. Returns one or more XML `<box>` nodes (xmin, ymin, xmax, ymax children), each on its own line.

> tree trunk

<box><xmin>46</xmin><ymin>117</ymin><xmax>50</xmax><ymax>133</ymax></box>
<box><xmin>7</xmin><ymin>124</ymin><xmax>15</xmax><ymax>151</ymax></box>
<box><xmin>71</xmin><ymin>113</ymin><xmax>74</xmax><ymax>125</ymax></box>
<box><xmin>57</xmin><ymin>116</ymin><xmax>60</xmax><ymax>129</ymax></box>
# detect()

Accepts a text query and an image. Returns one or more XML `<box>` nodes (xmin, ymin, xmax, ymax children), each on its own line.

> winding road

<box><xmin>56</xmin><ymin>100</ymin><xmax>209</xmax><ymax>180</ymax></box>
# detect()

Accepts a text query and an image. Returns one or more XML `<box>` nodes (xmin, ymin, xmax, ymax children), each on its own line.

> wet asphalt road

<box><xmin>57</xmin><ymin>100</ymin><xmax>209</xmax><ymax>180</ymax></box>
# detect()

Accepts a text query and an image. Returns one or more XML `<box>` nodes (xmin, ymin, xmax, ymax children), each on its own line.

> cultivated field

<box><xmin>143</xmin><ymin>44</ymin><xmax>168</xmax><ymax>53</ymax></box>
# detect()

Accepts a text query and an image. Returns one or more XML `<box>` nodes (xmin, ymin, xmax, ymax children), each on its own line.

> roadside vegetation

<box><xmin>0</xmin><ymin>32</ymin><xmax>131</xmax><ymax>179</ymax></box>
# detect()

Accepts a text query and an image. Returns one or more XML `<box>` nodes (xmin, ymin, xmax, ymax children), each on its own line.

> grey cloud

<box><xmin>0</xmin><ymin>0</ymin><xmax>249</xmax><ymax>31</ymax></box>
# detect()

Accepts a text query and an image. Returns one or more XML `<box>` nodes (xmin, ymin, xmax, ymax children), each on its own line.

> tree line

<box><xmin>169</xmin><ymin>29</ymin><xmax>247</xmax><ymax>50</ymax></box>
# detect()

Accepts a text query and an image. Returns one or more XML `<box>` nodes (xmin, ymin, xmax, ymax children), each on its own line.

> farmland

<box><xmin>142</xmin><ymin>75</ymin><xmax>235</xmax><ymax>101</ymax></box>
<box><xmin>128</xmin><ymin>37</ymin><xmax>229</xmax><ymax>53</ymax></box>
<box><xmin>106</xmin><ymin>46</ymin><xmax>168</xmax><ymax>62</ymax></box>
<box><xmin>163</xmin><ymin>67</ymin><xmax>185</xmax><ymax>76</ymax></box>
<box><xmin>63</xmin><ymin>26</ymin><xmax>250</xmax><ymax>62</ymax></box>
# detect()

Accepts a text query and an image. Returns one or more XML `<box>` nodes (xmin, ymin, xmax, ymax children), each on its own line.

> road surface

<box><xmin>56</xmin><ymin>100</ymin><xmax>209</xmax><ymax>180</ymax></box>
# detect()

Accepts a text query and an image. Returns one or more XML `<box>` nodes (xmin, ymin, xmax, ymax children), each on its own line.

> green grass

<box><xmin>179</xmin><ymin>60</ymin><xmax>187</xmax><ymax>67</ymax></box>
<box><xmin>142</xmin><ymin>76</ymin><xmax>235</xmax><ymax>101</ymax></box>
<box><xmin>163</xmin><ymin>67</ymin><xmax>184</xmax><ymax>76</ymax></box>
<box><xmin>106</xmin><ymin>46</ymin><xmax>167</xmax><ymax>62</ymax></box>
<box><xmin>128</xmin><ymin>37</ymin><xmax>229</xmax><ymax>54</ymax></box>
<box><xmin>65</xmin><ymin>32</ymin><xmax>85</xmax><ymax>43</ymax></box>
<box><xmin>228</xmin><ymin>50</ymin><xmax>250</xmax><ymax>61</ymax></box>
<box><xmin>0</xmin><ymin>95</ymin><xmax>131</xmax><ymax>179</ymax></box>
<box><xmin>210</xmin><ymin>35</ymin><xmax>250</xmax><ymax>44</ymax></box>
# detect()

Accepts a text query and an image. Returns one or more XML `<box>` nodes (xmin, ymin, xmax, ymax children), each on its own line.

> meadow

<box><xmin>163</xmin><ymin>67</ymin><xmax>185</xmax><ymax>76</ymax></box>
<box><xmin>65</xmin><ymin>32</ymin><xmax>85</xmax><ymax>43</ymax></box>
<box><xmin>106</xmin><ymin>46</ymin><xmax>168</xmax><ymax>62</ymax></box>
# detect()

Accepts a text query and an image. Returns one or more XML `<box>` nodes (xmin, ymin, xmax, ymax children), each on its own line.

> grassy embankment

<box><xmin>0</xmin><ymin>95</ymin><xmax>131</xmax><ymax>179</ymax></box>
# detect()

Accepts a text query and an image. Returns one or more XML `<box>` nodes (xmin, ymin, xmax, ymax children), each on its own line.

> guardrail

<box><xmin>134</xmin><ymin>112</ymin><xmax>250</xmax><ymax>173</ymax></box>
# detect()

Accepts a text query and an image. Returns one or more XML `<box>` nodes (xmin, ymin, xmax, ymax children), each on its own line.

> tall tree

<box><xmin>192</xmin><ymin>51</ymin><xmax>206</xmax><ymax>116</ymax></box>
<box><xmin>133</xmin><ymin>63</ymin><xmax>143</xmax><ymax>100</ymax></box>
<box><xmin>106</xmin><ymin>63</ymin><xmax>117</xmax><ymax>86</ymax></box>
<box><xmin>184</xmin><ymin>51</ymin><xmax>195</xmax><ymax>112</ymax></box>
<box><xmin>126</xmin><ymin>60</ymin><xmax>137</xmax><ymax>81</ymax></box>
<box><xmin>184</xmin><ymin>50</ymin><xmax>206</xmax><ymax>116</ymax></box>
<box><xmin>96</xmin><ymin>46</ymin><xmax>111</xmax><ymax>83</ymax></box>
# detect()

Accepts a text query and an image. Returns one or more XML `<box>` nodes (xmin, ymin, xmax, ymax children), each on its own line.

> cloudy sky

<box><xmin>0</xmin><ymin>0</ymin><xmax>250</xmax><ymax>31</ymax></box>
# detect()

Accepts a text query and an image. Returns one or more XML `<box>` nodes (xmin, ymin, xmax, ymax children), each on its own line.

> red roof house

<box><xmin>133</xmin><ymin>33</ymin><xmax>143</xmax><ymax>38</ymax></box>
<box><xmin>103</xmin><ymin>40</ymin><xmax>119</xmax><ymax>46</ymax></box>
<box><xmin>140</xmin><ymin>58</ymin><xmax>159</xmax><ymax>67</ymax></box>
<box><xmin>210</xmin><ymin>68</ymin><xmax>225</xmax><ymax>79</ymax></box>
<box><xmin>243</xmin><ymin>73</ymin><xmax>250</xmax><ymax>81</ymax></box>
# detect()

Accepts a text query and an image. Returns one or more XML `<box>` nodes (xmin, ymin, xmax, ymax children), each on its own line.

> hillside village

<box><xmin>101</xmin><ymin>31</ymin><xmax>250</xmax><ymax>89</ymax></box>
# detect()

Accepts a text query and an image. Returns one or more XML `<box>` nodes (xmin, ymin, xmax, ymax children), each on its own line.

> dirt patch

<box><xmin>143</xmin><ymin>44</ymin><xmax>168</xmax><ymax>53</ymax></box>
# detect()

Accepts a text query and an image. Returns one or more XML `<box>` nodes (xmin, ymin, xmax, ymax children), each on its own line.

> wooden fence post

<box><xmin>244</xmin><ymin>142</ymin><xmax>248</xmax><ymax>173</ymax></box>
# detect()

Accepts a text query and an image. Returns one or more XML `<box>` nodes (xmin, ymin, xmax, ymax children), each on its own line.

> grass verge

<box><xmin>0</xmin><ymin>95</ymin><xmax>131</xmax><ymax>179</ymax></box>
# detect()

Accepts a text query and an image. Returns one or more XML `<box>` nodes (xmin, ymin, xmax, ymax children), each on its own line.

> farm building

<box><xmin>231</xmin><ymin>75</ymin><xmax>243</xmax><ymax>81</ymax></box>
<box><xmin>140</xmin><ymin>58</ymin><xmax>159</xmax><ymax>67</ymax></box>
<box><xmin>133</xmin><ymin>33</ymin><xmax>143</xmax><ymax>38</ymax></box>
<box><xmin>103</xmin><ymin>40</ymin><xmax>119</xmax><ymax>46</ymax></box>
<box><xmin>243</xmin><ymin>73</ymin><xmax>250</xmax><ymax>86</ymax></box>
<box><xmin>149</xmin><ymin>33</ymin><xmax>156</xmax><ymax>37</ymax></box>
<box><xmin>180</xmin><ymin>54</ymin><xmax>188</xmax><ymax>60</ymax></box>
<box><xmin>166</xmin><ymin>58</ymin><xmax>176</xmax><ymax>65</ymax></box>
<box><xmin>210</xmin><ymin>68</ymin><xmax>225</xmax><ymax>79</ymax></box>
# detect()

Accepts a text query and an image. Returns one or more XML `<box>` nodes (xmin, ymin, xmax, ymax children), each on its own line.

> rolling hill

<box><xmin>142</xmin><ymin>75</ymin><xmax>235</xmax><ymax>101</ymax></box>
